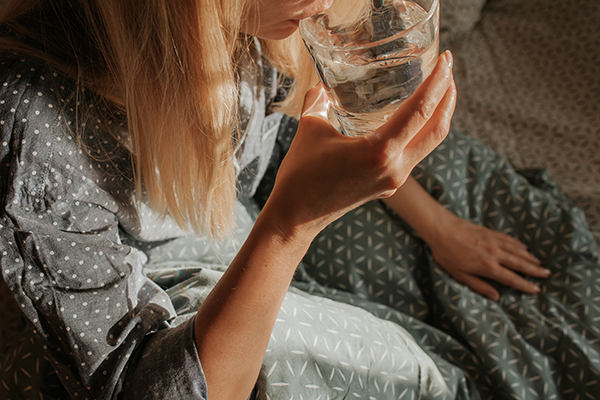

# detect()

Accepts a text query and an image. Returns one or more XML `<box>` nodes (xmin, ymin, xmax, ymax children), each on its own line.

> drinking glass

<box><xmin>299</xmin><ymin>0</ymin><xmax>440</xmax><ymax>136</ymax></box>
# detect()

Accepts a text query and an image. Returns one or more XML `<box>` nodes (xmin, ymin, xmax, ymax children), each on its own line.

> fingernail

<box><xmin>487</xmin><ymin>292</ymin><xmax>499</xmax><ymax>302</ymax></box>
<box><xmin>444</xmin><ymin>50</ymin><xmax>453</xmax><ymax>69</ymax></box>
<box><xmin>543</xmin><ymin>268</ymin><xmax>551</xmax><ymax>276</ymax></box>
<box><xmin>533</xmin><ymin>285</ymin><xmax>541</xmax><ymax>293</ymax></box>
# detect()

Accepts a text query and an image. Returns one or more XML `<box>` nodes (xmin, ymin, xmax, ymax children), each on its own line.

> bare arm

<box><xmin>382</xmin><ymin>175</ymin><xmax>550</xmax><ymax>301</ymax></box>
<box><xmin>194</xmin><ymin>212</ymin><xmax>314</xmax><ymax>399</ymax></box>
<box><xmin>194</xmin><ymin>51</ymin><xmax>456</xmax><ymax>400</ymax></box>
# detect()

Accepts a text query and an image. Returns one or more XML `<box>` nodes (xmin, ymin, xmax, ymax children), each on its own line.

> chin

<box><xmin>257</xmin><ymin>22</ymin><xmax>300</xmax><ymax>40</ymax></box>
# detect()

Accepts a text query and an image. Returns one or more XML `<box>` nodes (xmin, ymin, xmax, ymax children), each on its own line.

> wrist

<box><xmin>253</xmin><ymin>200</ymin><xmax>321</xmax><ymax>252</ymax></box>
<box><xmin>412</xmin><ymin>202</ymin><xmax>453</xmax><ymax>244</ymax></box>
<box><xmin>382</xmin><ymin>177</ymin><xmax>451</xmax><ymax>245</ymax></box>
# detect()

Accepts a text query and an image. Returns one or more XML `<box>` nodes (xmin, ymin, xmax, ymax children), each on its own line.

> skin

<box><xmin>240</xmin><ymin>0</ymin><xmax>335</xmax><ymax>39</ymax></box>
<box><xmin>240</xmin><ymin>0</ymin><xmax>549</xmax><ymax>302</ymax></box>
<box><xmin>382</xmin><ymin>177</ymin><xmax>549</xmax><ymax>302</ymax></box>
<box><xmin>195</xmin><ymin>0</ymin><xmax>545</xmax><ymax>398</ymax></box>
<box><xmin>195</xmin><ymin>6</ymin><xmax>457</xmax><ymax>395</ymax></box>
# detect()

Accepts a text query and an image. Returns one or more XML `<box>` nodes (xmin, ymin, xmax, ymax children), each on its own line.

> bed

<box><xmin>441</xmin><ymin>0</ymin><xmax>600</xmax><ymax>244</ymax></box>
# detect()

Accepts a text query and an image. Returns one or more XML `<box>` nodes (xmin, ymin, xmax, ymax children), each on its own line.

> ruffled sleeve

<box><xmin>0</xmin><ymin>58</ymin><xmax>207</xmax><ymax>400</ymax></box>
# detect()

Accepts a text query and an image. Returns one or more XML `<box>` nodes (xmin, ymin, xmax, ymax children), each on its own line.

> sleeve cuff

<box><xmin>121</xmin><ymin>316</ymin><xmax>207</xmax><ymax>399</ymax></box>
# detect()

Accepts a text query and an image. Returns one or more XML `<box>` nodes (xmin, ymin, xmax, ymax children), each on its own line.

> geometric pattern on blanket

<box><xmin>445</xmin><ymin>0</ymin><xmax>600</xmax><ymax>244</ymax></box>
<box><xmin>258</xmin><ymin>286</ymin><xmax>464</xmax><ymax>400</ymax></box>
<box><xmin>4</xmin><ymin>130</ymin><xmax>599</xmax><ymax>400</ymax></box>
<box><xmin>293</xmin><ymin>129</ymin><xmax>600</xmax><ymax>399</ymax></box>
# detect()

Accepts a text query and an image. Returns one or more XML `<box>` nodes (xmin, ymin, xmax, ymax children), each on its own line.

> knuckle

<box><xmin>486</xmin><ymin>264</ymin><xmax>502</xmax><ymax>279</ymax></box>
<box><xmin>378</xmin><ymin>188</ymin><xmax>398</xmax><ymax>199</ymax></box>
<box><xmin>484</xmin><ymin>245</ymin><xmax>499</xmax><ymax>259</ymax></box>
<box><xmin>381</xmin><ymin>174</ymin><xmax>405</xmax><ymax>191</ymax></box>
<box><xmin>434</xmin><ymin>117</ymin><xmax>452</xmax><ymax>139</ymax></box>
<box><xmin>363</xmin><ymin>140</ymin><xmax>408</xmax><ymax>191</ymax></box>
<box><xmin>414</xmin><ymin>97</ymin><xmax>436</xmax><ymax>121</ymax></box>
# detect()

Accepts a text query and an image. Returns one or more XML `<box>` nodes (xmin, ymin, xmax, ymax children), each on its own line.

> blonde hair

<box><xmin>261</xmin><ymin>35</ymin><xmax>319</xmax><ymax>115</ymax></box>
<box><xmin>0</xmin><ymin>0</ymin><xmax>317</xmax><ymax>238</ymax></box>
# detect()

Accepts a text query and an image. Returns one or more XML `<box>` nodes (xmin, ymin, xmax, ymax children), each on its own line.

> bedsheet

<box><xmin>442</xmin><ymin>0</ymin><xmax>600</xmax><ymax>244</ymax></box>
<box><xmin>144</xmin><ymin>130</ymin><xmax>600</xmax><ymax>400</ymax></box>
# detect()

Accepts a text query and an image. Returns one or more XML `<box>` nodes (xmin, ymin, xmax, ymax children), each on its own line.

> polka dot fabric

<box><xmin>0</xmin><ymin>45</ymin><xmax>284</xmax><ymax>399</ymax></box>
<box><xmin>1</xmin><ymin>0</ymin><xmax>598</xmax><ymax>397</ymax></box>
<box><xmin>0</xmin><ymin>57</ymin><xmax>180</xmax><ymax>400</ymax></box>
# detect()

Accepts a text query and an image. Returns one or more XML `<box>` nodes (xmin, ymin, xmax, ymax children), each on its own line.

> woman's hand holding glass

<box><xmin>262</xmin><ymin>51</ymin><xmax>456</xmax><ymax>240</ymax></box>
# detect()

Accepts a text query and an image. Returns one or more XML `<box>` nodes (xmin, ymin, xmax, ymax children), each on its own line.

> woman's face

<box><xmin>241</xmin><ymin>0</ymin><xmax>334</xmax><ymax>40</ymax></box>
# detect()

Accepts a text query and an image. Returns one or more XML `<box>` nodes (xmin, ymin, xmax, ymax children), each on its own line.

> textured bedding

<box><xmin>142</xmin><ymin>129</ymin><xmax>600</xmax><ymax>399</ymax></box>
<box><xmin>1</xmin><ymin>0</ymin><xmax>599</xmax><ymax>398</ymax></box>
<box><xmin>441</xmin><ymin>0</ymin><xmax>600</xmax><ymax>243</ymax></box>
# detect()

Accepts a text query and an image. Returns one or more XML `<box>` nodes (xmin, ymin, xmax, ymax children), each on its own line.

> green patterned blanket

<box><xmin>146</xmin><ymin>129</ymin><xmax>600</xmax><ymax>400</ymax></box>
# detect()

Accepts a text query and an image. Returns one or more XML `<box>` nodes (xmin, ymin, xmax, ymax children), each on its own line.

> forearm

<box><xmin>382</xmin><ymin>175</ymin><xmax>448</xmax><ymax>242</ymax></box>
<box><xmin>193</xmin><ymin>205</ymin><xmax>318</xmax><ymax>400</ymax></box>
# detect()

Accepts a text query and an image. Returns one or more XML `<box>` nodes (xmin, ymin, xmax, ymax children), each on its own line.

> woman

<box><xmin>2</xmin><ymin>0</ymin><xmax>598</xmax><ymax>399</ymax></box>
<box><xmin>0</xmin><ymin>0</ymin><xmax>457</xmax><ymax>399</ymax></box>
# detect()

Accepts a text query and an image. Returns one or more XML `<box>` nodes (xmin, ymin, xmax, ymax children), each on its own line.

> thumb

<box><xmin>301</xmin><ymin>83</ymin><xmax>330</xmax><ymax>122</ymax></box>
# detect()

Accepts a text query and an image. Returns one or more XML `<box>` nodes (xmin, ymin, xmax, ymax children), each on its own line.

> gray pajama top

<box><xmin>0</xmin><ymin>43</ymin><xmax>285</xmax><ymax>400</ymax></box>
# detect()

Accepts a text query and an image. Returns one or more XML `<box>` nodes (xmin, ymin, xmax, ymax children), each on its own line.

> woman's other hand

<box><xmin>263</xmin><ymin>51</ymin><xmax>457</xmax><ymax>240</ymax></box>
<box><xmin>384</xmin><ymin>176</ymin><xmax>550</xmax><ymax>302</ymax></box>
<box><xmin>425</xmin><ymin>211</ymin><xmax>550</xmax><ymax>301</ymax></box>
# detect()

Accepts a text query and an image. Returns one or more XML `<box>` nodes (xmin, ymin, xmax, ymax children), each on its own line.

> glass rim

<box><xmin>299</xmin><ymin>0</ymin><xmax>439</xmax><ymax>52</ymax></box>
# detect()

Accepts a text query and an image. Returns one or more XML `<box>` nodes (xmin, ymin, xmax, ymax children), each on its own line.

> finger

<box><xmin>498</xmin><ymin>251</ymin><xmax>551</xmax><ymax>278</ymax></box>
<box><xmin>455</xmin><ymin>273</ymin><xmax>500</xmax><ymax>302</ymax></box>
<box><xmin>482</xmin><ymin>264</ymin><xmax>541</xmax><ymax>295</ymax></box>
<box><xmin>496</xmin><ymin>234</ymin><xmax>542</xmax><ymax>266</ymax></box>
<box><xmin>491</xmin><ymin>233</ymin><xmax>549</xmax><ymax>277</ymax></box>
<box><xmin>401</xmin><ymin>71</ymin><xmax>456</xmax><ymax>164</ymax></box>
<box><xmin>301</xmin><ymin>83</ymin><xmax>330</xmax><ymax>122</ymax></box>
<box><xmin>374</xmin><ymin>50</ymin><xmax>454</xmax><ymax>147</ymax></box>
